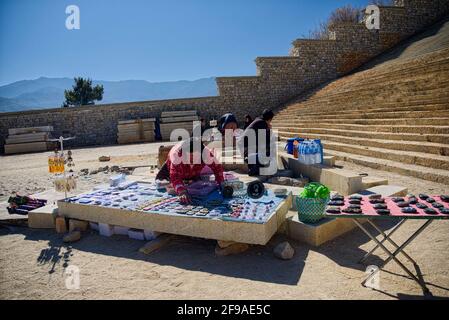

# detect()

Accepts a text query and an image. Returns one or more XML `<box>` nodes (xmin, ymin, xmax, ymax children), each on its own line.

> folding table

<box><xmin>326</xmin><ymin>196</ymin><xmax>449</xmax><ymax>293</ymax></box>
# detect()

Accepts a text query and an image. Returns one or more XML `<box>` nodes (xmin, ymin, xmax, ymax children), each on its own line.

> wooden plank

<box><xmin>161</xmin><ymin>110</ymin><xmax>197</xmax><ymax>118</ymax></box>
<box><xmin>4</xmin><ymin>142</ymin><xmax>48</xmax><ymax>154</ymax></box>
<box><xmin>118</xmin><ymin>129</ymin><xmax>155</xmax><ymax>135</ymax></box>
<box><xmin>8</xmin><ymin>126</ymin><xmax>53</xmax><ymax>135</ymax></box>
<box><xmin>118</xmin><ymin>118</ymin><xmax>156</xmax><ymax>125</ymax></box>
<box><xmin>160</xmin><ymin>122</ymin><xmax>195</xmax><ymax>129</ymax></box>
<box><xmin>160</xmin><ymin>115</ymin><xmax>199</xmax><ymax>123</ymax></box>
<box><xmin>6</xmin><ymin>132</ymin><xmax>49</xmax><ymax>144</ymax></box>
<box><xmin>118</xmin><ymin>123</ymin><xmax>155</xmax><ymax>130</ymax></box>
<box><xmin>118</xmin><ymin>133</ymin><xmax>155</xmax><ymax>144</ymax></box>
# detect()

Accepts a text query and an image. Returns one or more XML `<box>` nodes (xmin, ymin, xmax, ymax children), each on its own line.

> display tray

<box><xmin>57</xmin><ymin>181</ymin><xmax>292</xmax><ymax>245</ymax></box>
<box><xmin>325</xmin><ymin>196</ymin><xmax>449</xmax><ymax>220</ymax></box>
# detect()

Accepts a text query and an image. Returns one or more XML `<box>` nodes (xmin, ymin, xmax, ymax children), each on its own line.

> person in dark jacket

<box><xmin>243</xmin><ymin>114</ymin><xmax>253</xmax><ymax>130</ymax></box>
<box><xmin>240</xmin><ymin>109</ymin><xmax>275</xmax><ymax>176</ymax></box>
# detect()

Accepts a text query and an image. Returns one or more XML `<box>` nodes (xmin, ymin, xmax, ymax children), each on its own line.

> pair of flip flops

<box><xmin>328</xmin><ymin>200</ymin><xmax>345</xmax><ymax>206</ymax></box>
<box><xmin>342</xmin><ymin>208</ymin><xmax>363</xmax><ymax>214</ymax></box>
<box><xmin>376</xmin><ymin>209</ymin><xmax>390</xmax><ymax>215</ymax></box>
<box><xmin>331</xmin><ymin>194</ymin><xmax>345</xmax><ymax>201</ymax></box>
<box><xmin>397</xmin><ymin>201</ymin><xmax>410</xmax><ymax>208</ymax></box>
<box><xmin>401</xmin><ymin>207</ymin><xmax>417</xmax><ymax>214</ymax></box>
<box><xmin>416</xmin><ymin>203</ymin><xmax>428</xmax><ymax>209</ymax></box>
<box><xmin>327</xmin><ymin>207</ymin><xmax>341</xmax><ymax>214</ymax></box>
<box><xmin>432</xmin><ymin>202</ymin><xmax>445</xmax><ymax>209</ymax></box>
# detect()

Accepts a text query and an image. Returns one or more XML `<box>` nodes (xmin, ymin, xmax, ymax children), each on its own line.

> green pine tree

<box><xmin>63</xmin><ymin>77</ymin><xmax>104</xmax><ymax>107</ymax></box>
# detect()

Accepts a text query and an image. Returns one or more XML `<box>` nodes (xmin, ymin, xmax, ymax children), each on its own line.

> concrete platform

<box><xmin>284</xmin><ymin>184</ymin><xmax>408</xmax><ymax>247</ymax></box>
<box><xmin>280</xmin><ymin>153</ymin><xmax>388</xmax><ymax>195</ymax></box>
<box><xmin>57</xmin><ymin>185</ymin><xmax>293</xmax><ymax>245</ymax></box>
<box><xmin>28</xmin><ymin>204</ymin><xmax>58</xmax><ymax>229</ymax></box>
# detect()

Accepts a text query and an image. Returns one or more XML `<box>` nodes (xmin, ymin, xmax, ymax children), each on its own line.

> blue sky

<box><xmin>0</xmin><ymin>0</ymin><xmax>372</xmax><ymax>85</ymax></box>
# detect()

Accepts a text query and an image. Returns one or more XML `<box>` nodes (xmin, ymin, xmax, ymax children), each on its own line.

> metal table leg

<box><xmin>352</xmin><ymin>219</ymin><xmax>432</xmax><ymax>292</ymax></box>
<box><xmin>359</xmin><ymin>219</ymin><xmax>407</xmax><ymax>263</ymax></box>
<box><xmin>364</xmin><ymin>219</ymin><xmax>417</xmax><ymax>265</ymax></box>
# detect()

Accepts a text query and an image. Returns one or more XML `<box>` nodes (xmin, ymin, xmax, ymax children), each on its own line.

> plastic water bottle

<box><xmin>312</xmin><ymin>141</ymin><xmax>320</xmax><ymax>165</ymax></box>
<box><xmin>304</xmin><ymin>141</ymin><xmax>311</xmax><ymax>165</ymax></box>
<box><xmin>298</xmin><ymin>141</ymin><xmax>305</xmax><ymax>164</ymax></box>
<box><xmin>313</xmin><ymin>140</ymin><xmax>323</xmax><ymax>164</ymax></box>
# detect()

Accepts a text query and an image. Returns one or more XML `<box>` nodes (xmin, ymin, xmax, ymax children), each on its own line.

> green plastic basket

<box><xmin>296</xmin><ymin>196</ymin><xmax>330</xmax><ymax>224</ymax></box>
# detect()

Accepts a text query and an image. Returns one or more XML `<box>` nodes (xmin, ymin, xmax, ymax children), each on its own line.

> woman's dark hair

<box><xmin>244</xmin><ymin>114</ymin><xmax>252</xmax><ymax>122</ymax></box>
<box><xmin>262</xmin><ymin>109</ymin><xmax>274</xmax><ymax>121</ymax></box>
<box><xmin>219</xmin><ymin>113</ymin><xmax>238</xmax><ymax>132</ymax></box>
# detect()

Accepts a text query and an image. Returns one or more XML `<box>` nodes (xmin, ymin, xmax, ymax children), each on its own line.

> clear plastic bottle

<box><xmin>58</xmin><ymin>153</ymin><xmax>65</xmax><ymax>173</ymax></box>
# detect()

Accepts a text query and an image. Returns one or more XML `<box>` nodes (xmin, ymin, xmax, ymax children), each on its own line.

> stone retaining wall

<box><xmin>1</xmin><ymin>0</ymin><xmax>448</xmax><ymax>152</ymax></box>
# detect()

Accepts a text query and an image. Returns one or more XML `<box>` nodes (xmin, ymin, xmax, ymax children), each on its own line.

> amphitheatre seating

<box><xmin>272</xmin><ymin>20</ymin><xmax>449</xmax><ymax>185</ymax></box>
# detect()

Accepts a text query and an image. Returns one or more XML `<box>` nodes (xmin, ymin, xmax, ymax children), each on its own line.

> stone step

<box><xmin>317</xmin><ymin>75</ymin><xmax>449</xmax><ymax>98</ymax></box>
<box><xmin>325</xmin><ymin>60</ymin><xmax>449</xmax><ymax>93</ymax></box>
<box><xmin>308</xmin><ymin>84</ymin><xmax>449</xmax><ymax>102</ymax></box>
<box><xmin>276</xmin><ymin>127</ymin><xmax>449</xmax><ymax>144</ymax></box>
<box><xmin>272</xmin><ymin>117</ymin><xmax>449</xmax><ymax>126</ymax></box>
<box><xmin>325</xmin><ymin>149</ymin><xmax>449</xmax><ymax>185</ymax></box>
<box><xmin>284</xmin><ymin>94</ymin><xmax>449</xmax><ymax>110</ymax></box>
<box><xmin>300</xmin><ymin>78</ymin><xmax>449</xmax><ymax>98</ymax></box>
<box><xmin>277</xmin><ymin>103</ymin><xmax>449</xmax><ymax>117</ymax></box>
<box><xmin>321</xmin><ymin>141</ymin><xmax>449</xmax><ymax>171</ymax></box>
<box><xmin>274</xmin><ymin>123</ymin><xmax>449</xmax><ymax>134</ymax></box>
<box><xmin>275</xmin><ymin>109</ymin><xmax>448</xmax><ymax>121</ymax></box>
<box><xmin>279</xmin><ymin>131</ymin><xmax>449</xmax><ymax>155</ymax></box>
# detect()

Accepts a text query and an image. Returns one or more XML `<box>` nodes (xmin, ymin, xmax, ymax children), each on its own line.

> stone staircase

<box><xmin>272</xmin><ymin>19</ymin><xmax>449</xmax><ymax>185</ymax></box>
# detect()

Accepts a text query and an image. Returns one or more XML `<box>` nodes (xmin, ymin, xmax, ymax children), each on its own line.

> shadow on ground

<box><xmin>1</xmin><ymin>221</ymin><xmax>447</xmax><ymax>299</ymax></box>
<box><xmin>6</xmin><ymin>226</ymin><xmax>307</xmax><ymax>286</ymax></box>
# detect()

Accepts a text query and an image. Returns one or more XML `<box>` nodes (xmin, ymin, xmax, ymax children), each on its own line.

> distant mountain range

<box><xmin>0</xmin><ymin>77</ymin><xmax>218</xmax><ymax>113</ymax></box>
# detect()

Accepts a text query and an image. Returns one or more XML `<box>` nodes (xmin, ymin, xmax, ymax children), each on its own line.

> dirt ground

<box><xmin>0</xmin><ymin>142</ymin><xmax>448</xmax><ymax>300</ymax></box>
